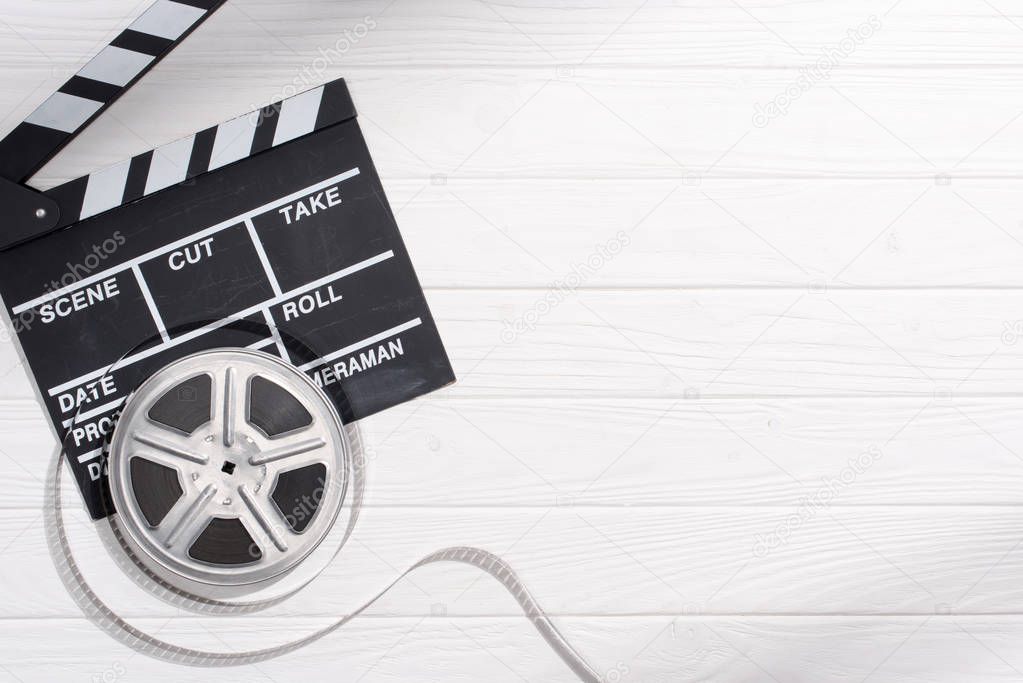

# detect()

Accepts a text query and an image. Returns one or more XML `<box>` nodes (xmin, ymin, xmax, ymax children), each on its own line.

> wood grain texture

<box><xmin>2</xmin><ymin>0</ymin><xmax>1023</xmax><ymax>68</ymax></box>
<box><xmin>13</xmin><ymin>66</ymin><xmax>1023</xmax><ymax>185</ymax></box>
<box><xmin>4</xmin><ymin>615</ymin><xmax>1023</xmax><ymax>683</ymax></box>
<box><xmin>3</xmin><ymin>502</ymin><xmax>1023</xmax><ymax>619</ymax></box>
<box><xmin>2</xmin><ymin>0</ymin><xmax>1023</xmax><ymax>680</ymax></box>
<box><xmin>391</xmin><ymin>178</ymin><xmax>1023</xmax><ymax>288</ymax></box>
<box><xmin>4</xmin><ymin>290</ymin><xmax>1023</xmax><ymax>401</ymax></box>
<box><xmin>6</xmin><ymin>396</ymin><xmax>1023</xmax><ymax>509</ymax></box>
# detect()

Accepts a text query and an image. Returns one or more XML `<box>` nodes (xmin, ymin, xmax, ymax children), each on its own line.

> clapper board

<box><xmin>0</xmin><ymin>0</ymin><xmax>455</xmax><ymax>519</ymax></box>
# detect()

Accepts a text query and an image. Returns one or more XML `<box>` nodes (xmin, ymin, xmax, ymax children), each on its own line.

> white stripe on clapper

<box><xmin>145</xmin><ymin>135</ymin><xmax>195</xmax><ymax>195</ymax></box>
<box><xmin>77</xmin><ymin>46</ymin><xmax>154</xmax><ymax>87</ymax></box>
<box><xmin>24</xmin><ymin>92</ymin><xmax>103</xmax><ymax>134</ymax></box>
<box><xmin>273</xmin><ymin>86</ymin><xmax>324</xmax><ymax>145</ymax></box>
<box><xmin>80</xmin><ymin>159</ymin><xmax>131</xmax><ymax>219</ymax></box>
<box><xmin>129</xmin><ymin>1</ymin><xmax>207</xmax><ymax>41</ymax></box>
<box><xmin>209</xmin><ymin>116</ymin><xmax>258</xmax><ymax>171</ymax></box>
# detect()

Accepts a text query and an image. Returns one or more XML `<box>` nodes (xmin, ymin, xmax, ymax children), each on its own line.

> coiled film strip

<box><xmin>45</xmin><ymin>337</ymin><xmax>600</xmax><ymax>680</ymax></box>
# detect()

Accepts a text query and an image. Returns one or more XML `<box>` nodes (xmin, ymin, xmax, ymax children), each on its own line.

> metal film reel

<box><xmin>107</xmin><ymin>349</ymin><xmax>351</xmax><ymax>600</ymax></box>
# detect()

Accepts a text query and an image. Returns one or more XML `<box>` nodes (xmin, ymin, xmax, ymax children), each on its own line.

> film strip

<box><xmin>45</xmin><ymin>437</ymin><xmax>600</xmax><ymax>680</ymax></box>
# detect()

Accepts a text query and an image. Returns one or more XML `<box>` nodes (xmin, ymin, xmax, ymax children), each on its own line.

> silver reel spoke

<box><xmin>238</xmin><ymin>483</ymin><xmax>288</xmax><ymax>552</ymax></box>
<box><xmin>133</xmin><ymin>432</ymin><xmax>209</xmax><ymax>465</ymax></box>
<box><xmin>248</xmin><ymin>437</ymin><xmax>325</xmax><ymax>466</ymax></box>
<box><xmin>160</xmin><ymin>483</ymin><xmax>216</xmax><ymax>549</ymax></box>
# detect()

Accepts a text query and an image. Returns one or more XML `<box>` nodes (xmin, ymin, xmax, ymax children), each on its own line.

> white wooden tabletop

<box><xmin>2</xmin><ymin>0</ymin><xmax>1023</xmax><ymax>680</ymax></box>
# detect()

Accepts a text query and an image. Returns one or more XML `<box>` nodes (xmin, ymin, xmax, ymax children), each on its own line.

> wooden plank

<box><xmin>5</xmin><ymin>290</ymin><xmax>1023</xmax><ymax>400</ymax></box>
<box><xmin>3</xmin><ymin>0</ymin><xmax>1023</xmax><ymax>69</ymax></box>
<box><xmin>13</xmin><ymin>65</ymin><xmax>1023</xmax><ymax>185</ymax></box>
<box><xmin>9</xmin><ymin>176</ymin><xmax>1023</xmax><ymax>288</ymax></box>
<box><xmin>391</xmin><ymin>178</ymin><xmax>1023</xmax><ymax>289</ymax></box>
<box><xmin>435</xmin><ymin>289</ymin><xmax>1023</xmax><ymax>398</ymax></box>
<box><xmin>4</xmin><ymin>396</ymin><xmax>1023</xmax><ymax>509</ymax></box>
<box><xmin>2</xmin><ymin>504</ymin><xmax>1023</xmax><ymax>618</ymax></box>
<box><xmin>0</xmin><ymin>615</ymin><xmax>1021</xmax><ymax>682</ymax></box>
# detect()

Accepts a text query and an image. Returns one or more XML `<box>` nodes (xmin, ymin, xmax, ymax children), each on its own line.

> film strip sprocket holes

<box><xmin>0</xmin><ymin>5</ymin><xmax>454</xmax><ymax>520</ymax></box>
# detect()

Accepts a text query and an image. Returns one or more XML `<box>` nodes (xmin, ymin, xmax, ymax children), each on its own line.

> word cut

<box><xmin>168</xmin><ymin>238</ymin><xmax>214</xmax><ymax>270</ymax></box>
<box><xmin>281</xmin><ymin>285</ymin><xmax>343</xmax><ymax>321</ymax></box>
<box><xmin>278</xmin><ymin>185</ymin><xmax>341</xmax><ymax>225</ymax></box>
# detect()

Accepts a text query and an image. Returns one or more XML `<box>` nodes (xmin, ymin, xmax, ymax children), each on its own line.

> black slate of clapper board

<box><xmin>0</xmin><ymin>1</ymin><xmax>454</xmax><ymax>519</ymax></box>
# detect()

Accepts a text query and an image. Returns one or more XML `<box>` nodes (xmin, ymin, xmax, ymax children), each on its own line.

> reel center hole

<box><xmin>221</xmin><ymin>461</ymin><xmax>237</xmax><ymax>475</ymax></box>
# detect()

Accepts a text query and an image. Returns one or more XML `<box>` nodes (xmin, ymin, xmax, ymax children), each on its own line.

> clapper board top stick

<box><xmin>0</xmin><ymin>1</ymin><xmax>455</xmax><ymax>519</ymax></box>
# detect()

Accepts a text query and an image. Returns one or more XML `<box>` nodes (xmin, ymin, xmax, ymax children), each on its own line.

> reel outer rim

<box><xmin>107</xmin><ymin>347</ymin><xmax>351</xmax><ymax>594</ymax></box>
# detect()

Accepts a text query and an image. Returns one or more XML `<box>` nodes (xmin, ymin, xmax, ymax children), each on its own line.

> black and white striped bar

<box><xmin>43</xmin><ymin>79</ymin><xmax>357</xmax><ymax>228</ymax></box>
<box><xmin>0</xmin><ymin>0</ymin><xmax>226</xmax><ymax>184</ymax></box>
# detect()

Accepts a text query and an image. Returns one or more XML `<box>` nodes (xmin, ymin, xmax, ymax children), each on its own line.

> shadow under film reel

<box><xmin>106</xmin><ymin>348</ymin><xmax>352</xmax><ymax>602</ymax></box>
